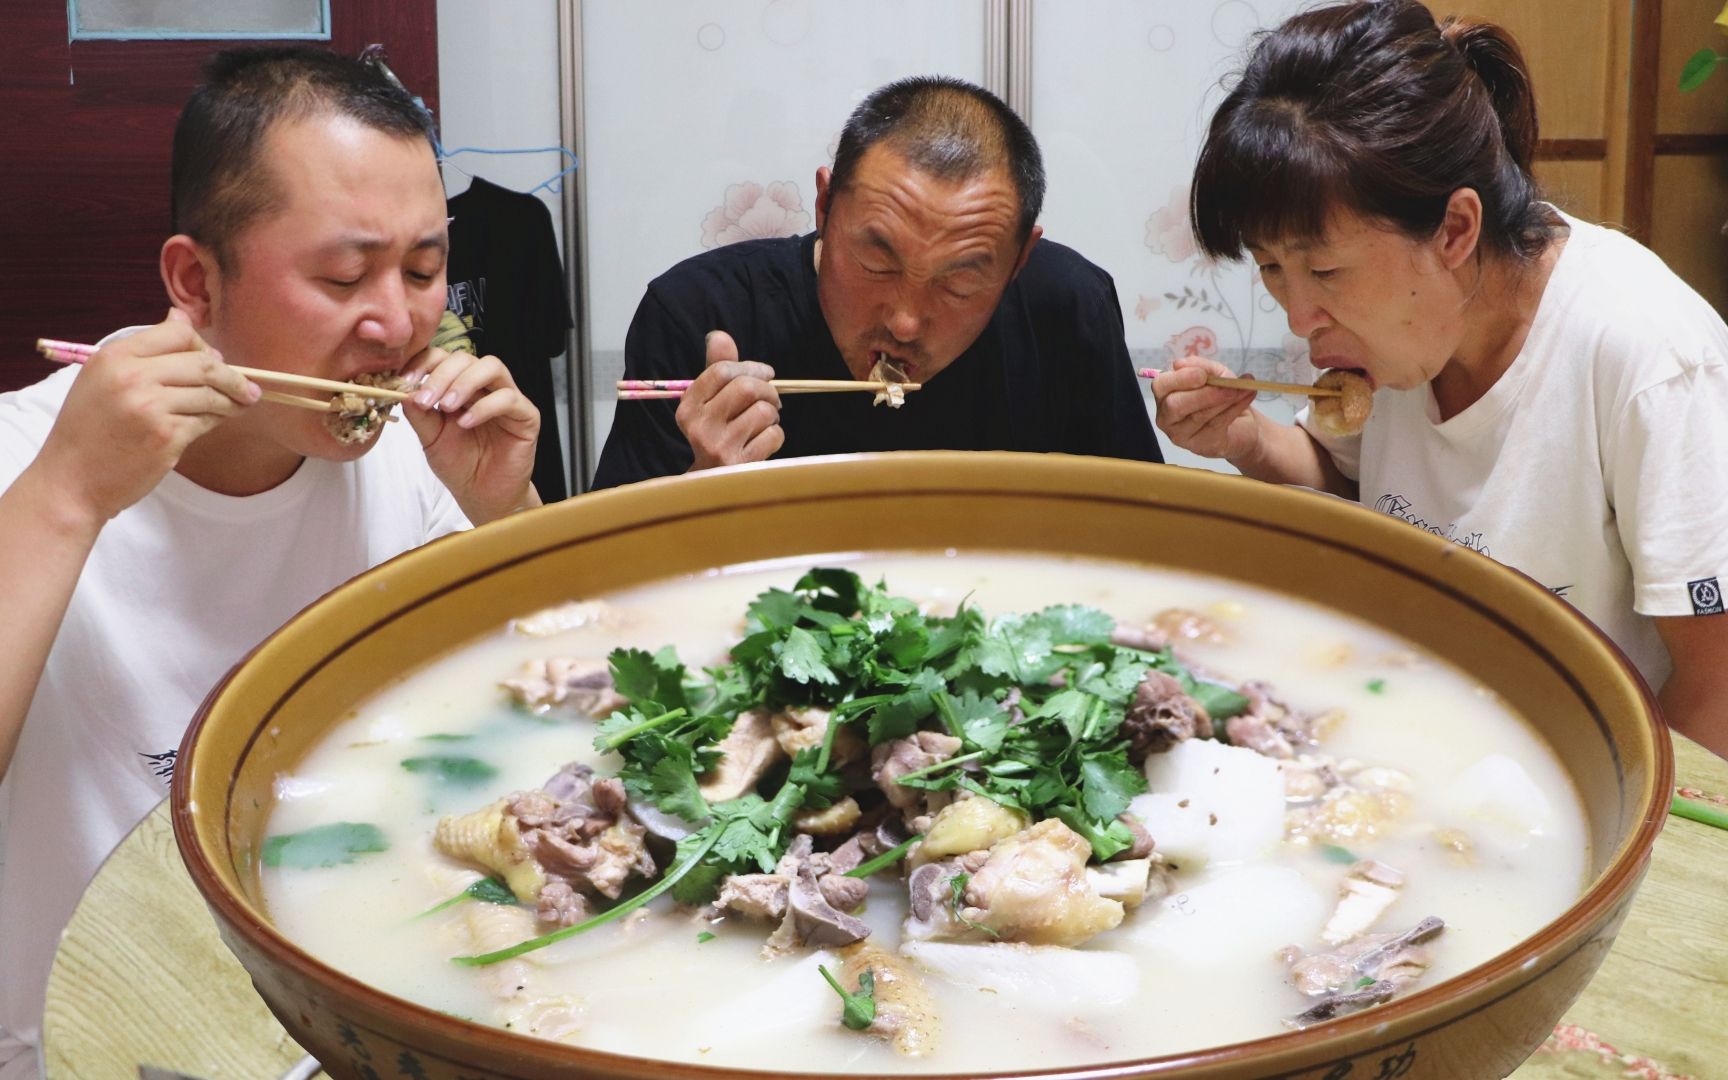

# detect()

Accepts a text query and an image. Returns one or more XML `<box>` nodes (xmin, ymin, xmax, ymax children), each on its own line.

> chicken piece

<box><xmin>961</xmin><ymin>819</ymin><xmax>1125</xmax><ymax>947</ymax></box>
<box><xmin>1287</xmin><ymin>786</ymin><xmax>1413</xmax><ymax>847</ymax></box>
<box><xmin>698</xmin><ymin>710</ymin><xmax>787</xmax><ymax>802</ymax></box>
<box><xmin>324</xmin><ymin>371</ymin><xmax>412</xmax><ymax>444</ymax></box>
<box><xmin>837</xmin><ymin>941</ymin><xmax>940</xmax><ymax>1056</ymax></box>
<box><xmin>911</xmin><ymin>797</ymin><xmax>1028</xmax><ymax>867</ymax></box>
<box><xmin>872</xmin><ymin>731</ymin><xmax>963</xmax><ymax>822</ymax></box>
<box><xmin>509</xmin><ymin>599</ymin><xmax>621</xmax><ymax>638</ymax></box>
<box><xmin>1152</xmin><ymin>608</ymin><xmax>1226</xmax><ymax>644</ymax></box>
<box><xmin>796</xmin><ymin>796</ymin><xmax>862</xmax><ymax>837</ymax></box>
<box><xmin>500</xmin><ymin>995</ymin><xmax>587</xmax><ymax>1042</ymax></box>
<box><xmin>1310</xmin><ymin>369</ymin><xmax>1374</xmax><ymax>436</ymax></box>
<box><xmin>714</xmin><ymin>873</ymin><xmax>790</xmax><ymax>922</ymax></box>
<box><xmin>902</xmin><ymin>856</ymin><xmax>988</xmax><ymax>942</ymax></box>
<box><xmin>1285</xmin><ymin>916</ymin><xmax>1444</xmax><ymax>1027</ymax></box>
<box><xmin>1121</xmin><ymin>671</ymin><xmax>1209</xmax><ymax>762</ymax></box>
<box><xmin>772</xmin><ymin>706</ymin><xmax>867</xmax><ymax>766</ymax></box>
<box><xmin>459</xmin><ymin>898</ymin><xmax>542</xmax><ymax>997</ymax></box>
<box><xmin>499</xmin><ymin>657</ymin><xmax>628</xmax><ymax>717</ymax></box>
<box><xmin>1320</xmin><ymin>860</ymin><xmax>1405</xmax><ymax>945</ymax></box>
<box><xmin>434</xmin><ymin>798</ymin><xmax>547</xmax><ymax>903</ymax></box>
<box><xmin>868</xmin><ymin>354</ymin><xmax>910</xmax><ymax>409</ymax></box>
<box><xmin>764</xmin><ymin>858</ymin><xmax>872</xmax><ymax>953</ymax></box>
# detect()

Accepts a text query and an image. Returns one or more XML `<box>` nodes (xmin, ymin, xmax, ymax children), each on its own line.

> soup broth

<box><xmin>262</xmin><ymin>552</ymin><xmax>1587</xmax><ymax>1073</ymax></box>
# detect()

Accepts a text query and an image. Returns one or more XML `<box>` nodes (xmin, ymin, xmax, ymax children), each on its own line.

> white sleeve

<box><xmin>1293</xmin><ymin>403</ymin><xmax>1363</xmax><ymax>482</ymax></box>
<box><xmin>1610</xmin><ymin>358</ymin><xmax>1728</xmax><ymax>616</ymax></box>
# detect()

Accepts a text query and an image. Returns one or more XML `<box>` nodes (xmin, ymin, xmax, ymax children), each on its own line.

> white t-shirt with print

<box><xmin>0</xmin><ymin>364</ymin><xmax>471</xmax><ymax>1061</ymax></box>
<box><xmin>1300</xmin><ymin>213</ymin><xmax>1728</xmax><ymax>689</ymax></box>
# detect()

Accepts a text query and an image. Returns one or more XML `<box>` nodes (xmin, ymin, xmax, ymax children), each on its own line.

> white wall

<box><xmin>435</xmin><ymin>0</ymin><xmax>572</xmax><ymax>489</ymax></box>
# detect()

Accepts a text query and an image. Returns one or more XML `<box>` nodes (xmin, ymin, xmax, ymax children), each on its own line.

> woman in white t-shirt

<box><xmin>1154</xmin><ymin>0</ymin><xmax>1728</xmax><ymax>758</ymax></box>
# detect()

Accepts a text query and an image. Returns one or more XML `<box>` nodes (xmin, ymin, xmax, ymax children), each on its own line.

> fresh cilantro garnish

<box><xmin>262</xmin><ymin>822</ymin><xmax>387</xmax><ymax>869</ymax></box>
<box><xmin>400</xmin><ymin>755</ymin><xmax>498</xmax><ymax>787</ymax></box>
<box><xmin>818</xmin><ymin>965</ymin><xmax>877</xmax><ymax>1030</ymax></box>
<box><xmin>1367</xmin><ymin>678</ymin><xmax>1387</xmax><ymax>694</ymax></box>
<box><xmin>1320</xmin><ymin>843</ymin><xmax>1359</xmax><ymax>865</ymax></box>
<box><xmin>947</xmin><ymin>873</ymin><xmax>998</xmax><ymax>937</ymax></box>
<box><xmin>697</xmin><ymin>931</ymin><xmax>716</xmax><ymax>943</ymax></box>
<box><xmin>419</xmin><ymin>876</ymin><xmax>518</xmax><ymax>918</ymax></box>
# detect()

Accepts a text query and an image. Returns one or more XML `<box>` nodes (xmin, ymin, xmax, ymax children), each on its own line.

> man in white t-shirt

<box><xmin>0</xmin><ymin>48</ymin><xmax>542</xmax><ymax>1074</ymax></box>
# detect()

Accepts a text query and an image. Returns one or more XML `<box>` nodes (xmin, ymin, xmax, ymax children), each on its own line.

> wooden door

<box><xmin>0</xmin><ymin>5</ymin><xmax>441</xmax><ymax>392</ymax></box>
<box><xmin>1640</xmin><ymin>0</ymin><xmax>1728</xmax><ymax>311</ymax></box>
<box><xmin>1431</xmin><ymin>1</ymin><xmax>1633</xmax><ymax>225</ymax></box>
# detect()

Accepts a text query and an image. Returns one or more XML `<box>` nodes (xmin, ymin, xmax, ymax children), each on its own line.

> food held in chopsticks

<box><xmin>1137</xmin><ymin>367</ymin><xmax>1342</xmax><ymax>398</ymax></box>
<box><xmin>327</xmin><ymin>371</ymin><xmax>415</xmax><ymax>445</ymax></box>
<box><xmin>1309</xmin><ymin>370</ymin><xmax>1374</xmax><ymax>437</ymax></box>
<box><xmin>868</xmin><ymin>353</ymin><xmax>910</xmax><ymax>409</ymax></box>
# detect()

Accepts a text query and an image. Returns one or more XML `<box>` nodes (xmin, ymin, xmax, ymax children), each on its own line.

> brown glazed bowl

<box><xmin>172</xmin><ymin>451</ymin><xmax>1670</xmax><ymax>1080</ymax></box>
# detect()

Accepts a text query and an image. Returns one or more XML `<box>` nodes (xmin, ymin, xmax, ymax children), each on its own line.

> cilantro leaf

<box><xmin>645</xmin><ymin>752</ymin><xmax>709</xmax><ymax>823</ymax></box>
<box><xmin>947</xmin><ymin>873</ymin><xmax>998</xmax><ymax>936</ymax></box>
<box><xmin>1079</xmin><ymin>752</ymin><xmax>1147</xmax><ymax>822</ymax></box>
<box><xmin>795</xmin><ymin>568</ymin><xmax>864</xmax><ymax>616</ymax></box>
<box><xmin>399</xmin><ymin>755</ymin><xmax>498</xmax><ymax>787</ymax></box>
<box><xmin>779</xmin><ymin>627</ymin><xmax>839</xmax><ymax>686</ymax></box>
<box><xmin>818</xmin><ymin>965</ymin><xmax>877</xmax><ymax>1031</ymax></box>
<box><xmin>262</xmin><ymin>822</ymin><xmax>387</xmax><ymax>869</ymax></box>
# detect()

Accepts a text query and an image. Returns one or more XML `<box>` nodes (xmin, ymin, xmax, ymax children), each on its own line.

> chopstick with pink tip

<box><xmin>35</xmin><ymin>338</ymin><xmax>406</xmax><ymax>414</ymax></box>
<box><xmin>617</xmin><ymin>377</ymin><xmax>922</xmax><ymax>400</ymax></box>
<box><xmin>1137</xmin><ymin>367</ymin><xmax>1340</xmax><ymax>398</ymax></box>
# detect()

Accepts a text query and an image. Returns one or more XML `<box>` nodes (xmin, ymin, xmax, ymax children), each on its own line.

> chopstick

<box><xmin>617</xmin><ymin>378</ymin><xmax>923</xmax><ymax>400</ymax></box>
<box><xmin>36</xmin><ymin>338</ymin><xmax>416</xmax><ymax>403</ymax></box>
<box><xmin>1137</xmin><ymin>367</ymin><xmax>1342</xmax><ymax>398</ymax></box>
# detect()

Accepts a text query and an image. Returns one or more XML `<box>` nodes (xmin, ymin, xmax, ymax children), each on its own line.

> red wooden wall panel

<box><xmin>0</xmin><ymin>3</ymin><xmax>440</xmax><ymax>391</ymax></box>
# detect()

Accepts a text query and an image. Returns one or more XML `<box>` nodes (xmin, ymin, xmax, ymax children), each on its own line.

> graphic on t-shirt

<box><xmin>1372</xmin><ymin>492</ymin><xmax>1491</xmax><ymax>556</ymax></box>
<box><xmin>447</xmin><ymin>276</ymin><xmax>487</xmax><ymax>335</ymax></box>
<box><xmin>140</xmin><ymin>748</ymin><xmax>177</xmax><ymax>784</ymax></box>
<box><xmin>1689</xmin><ymin>577</ymin><xmax>1724</xmax><ymax>615</ymax></box>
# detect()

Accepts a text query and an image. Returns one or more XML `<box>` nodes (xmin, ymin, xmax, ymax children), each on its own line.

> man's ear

<box><xmin>1010</xmin><ymin>224</ymin><xmax>1044</xmax><ymax>279</ymax></box>
<box><xmin>1437</xmin><ymin>189</ymin><xmax>1483</xmax><ymax>272</ymax></box>
<box><xmin>160</xmin><ymin>234</ymin><xmax>220</xmax><ymax>328</ymax></box>
<box><xmin>814</xmin><ymin>165</ymin><xmax>833</xmax><ymax>238</ymax></box>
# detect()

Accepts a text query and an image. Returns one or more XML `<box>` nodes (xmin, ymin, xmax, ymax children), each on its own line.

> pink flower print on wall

<box><xmin>1134</xmin><ymin>294</ymin><xmax>1163</xmax><ymax>321</ymax></box>
<box><xmin>1168</xmin><ymin>325</ymin><xmax>1220</xmax><ymax>359</ymax></box>
<box><xmin>700</xmin><ymin>181</ymin><xmax>812</xmax><ymax>249</ymax></box>
<box><xmin>1145</xmin><ymin>184</ymin><xmax>1197</xmax><ymax>264</ymax></box>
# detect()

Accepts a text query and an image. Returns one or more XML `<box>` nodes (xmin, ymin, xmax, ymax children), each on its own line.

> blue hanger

<box><xmin>359</xmin><ymin>48</ymin><xmax>578</xmax><ymax>196</ymax></box>
<box><xmin>438</xmin><ymin>144</ymin><xmax>580</xmax><ymax>196</ymax></box>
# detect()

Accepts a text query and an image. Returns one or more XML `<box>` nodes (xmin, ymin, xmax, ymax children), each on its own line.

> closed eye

<box><xmin>1311</xmin><ymin>268</ymin><xmax>1339</xmax><ymax>281</ymax></box>
<box><xmin>324</xmin><ymin>277</ymin><xmax>361</xmax><ymax>288</ymax></box>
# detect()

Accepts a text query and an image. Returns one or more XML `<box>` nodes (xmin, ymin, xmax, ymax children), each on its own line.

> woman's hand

<box><xmin>401</xmin><ymin>347</ymin><xmax>541</xmax><ymax>524</ymax></box>
<box><xmin>1151</xmin><ymin>355</ymin><xmax>1262</xmax><ymax>463</ymax></box>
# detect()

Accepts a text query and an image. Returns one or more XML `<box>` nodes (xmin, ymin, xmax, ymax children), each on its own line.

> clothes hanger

<box><xmin>358</xmin><ymin>46</ymin><xmax>579</xmax><ymax>196</ymax></box>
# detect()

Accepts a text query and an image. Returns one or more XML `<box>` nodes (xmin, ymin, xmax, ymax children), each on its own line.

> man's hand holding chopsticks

<box><xmin>400</xmin><ymin>346</ymin><xmax>541</xmax><ymax>524</ymax></box>
<box><xmin>34</xmin><ymin>309</ymin><xmax>261</xmax><ymax>529</ymax></box>
<box><xmin>675</xmin><ymin>330</ymin><xmax>784</xmax><ymax>472</ymax></box>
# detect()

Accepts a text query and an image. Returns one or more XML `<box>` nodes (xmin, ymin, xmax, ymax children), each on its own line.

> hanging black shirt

<box><xmin>592</xmin><ymin>232</ymin><xmax>1163</xmax><ymax>490</ymax></box>
<box><xmin>446</xmin><ymin>177</ymin><xmax>574</xmax><ymax>501</ymax></box>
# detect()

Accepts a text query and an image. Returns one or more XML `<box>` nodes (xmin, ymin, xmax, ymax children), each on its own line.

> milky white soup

<box><xmin>261</xmin><ymin>552</ymin><xmax>1587</xmax><ymax>1073</ymax></box>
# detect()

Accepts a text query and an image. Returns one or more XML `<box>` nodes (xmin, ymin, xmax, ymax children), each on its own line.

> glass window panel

<box><xmin>73</xmin><ymin>0</ymin><xmax>328</xmax><ymax>39</ymax></box>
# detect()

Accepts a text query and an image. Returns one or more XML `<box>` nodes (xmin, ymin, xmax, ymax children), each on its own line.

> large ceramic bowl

<box><xmin>172</xmin><ymin>452</ymin><xmax>1670</xmax><ymax>1080</ymax></box>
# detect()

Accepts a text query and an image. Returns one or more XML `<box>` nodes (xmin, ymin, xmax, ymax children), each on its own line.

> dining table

<box><xmin>40</xmin><ymin>735</ymin><xmax>1728</xmax><ymax>1080</ymax></box>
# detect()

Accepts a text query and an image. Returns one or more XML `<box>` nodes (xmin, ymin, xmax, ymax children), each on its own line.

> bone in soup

<box><xmin>261</xmin><ymin>552</ymin><xmax>1587</xmax><ymax>1073</ymax></box>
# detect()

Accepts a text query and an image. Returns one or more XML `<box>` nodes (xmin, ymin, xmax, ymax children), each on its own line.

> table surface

<box><xmin>43</xmin><ymin>737</ymin><xmax>1728</xmax><ymax>1080</ymax></box>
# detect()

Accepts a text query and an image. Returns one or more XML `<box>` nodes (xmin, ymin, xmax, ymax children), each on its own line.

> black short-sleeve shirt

<box><xmin>592</xmin><ymin>232</ymin><xmax>1163</xmax><ymax>489</ymax></box>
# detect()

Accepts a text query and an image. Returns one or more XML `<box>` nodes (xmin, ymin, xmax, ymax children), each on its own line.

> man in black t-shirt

<box><xmin>592</xmin><ymin>76</ymin><xmax>1163</xmax><ymax>489</ymax></box>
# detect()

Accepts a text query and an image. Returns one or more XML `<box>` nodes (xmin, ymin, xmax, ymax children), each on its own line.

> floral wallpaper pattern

<box><xmin>700</xmin><ymin>180</ymin><xmax>812</xmax><ymax>248</ymax></box>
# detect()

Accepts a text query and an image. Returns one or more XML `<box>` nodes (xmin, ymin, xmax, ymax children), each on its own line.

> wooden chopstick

<box><xmin>1136</xmin><ymin>366</ymin><xmax>1342</xmax><ymax>398</ymax></box>
<box><xmin>36</xmin><ymin>338</ymin><xmax>416</xmax><ymax>403</ymax></box>
<box><xmin>617</xmin><ymin>377</ymin><xmax>922</xmax><ymax>399</ymax></box>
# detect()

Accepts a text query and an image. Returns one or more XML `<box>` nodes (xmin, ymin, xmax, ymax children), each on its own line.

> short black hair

<box><xmin>830</xmin><ymin>76</ymin><xmax>1045</xmax><ymax>241</ymax></box>
<box><xmin>171</xmin><ymin>46</ymin><xmax>436</xmax><ymax>268</ymax></box>
<box><xmin>1192</xmin><ymin>0</ymin><xmax>1553</xmax><ymax>264</ymax></box>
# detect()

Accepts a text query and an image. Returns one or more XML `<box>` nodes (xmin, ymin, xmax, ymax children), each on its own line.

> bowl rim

<box><xmin>172</xmin><ymin>451</ymin><xmax>1675</xmax><ymax>1078</ymax></box>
